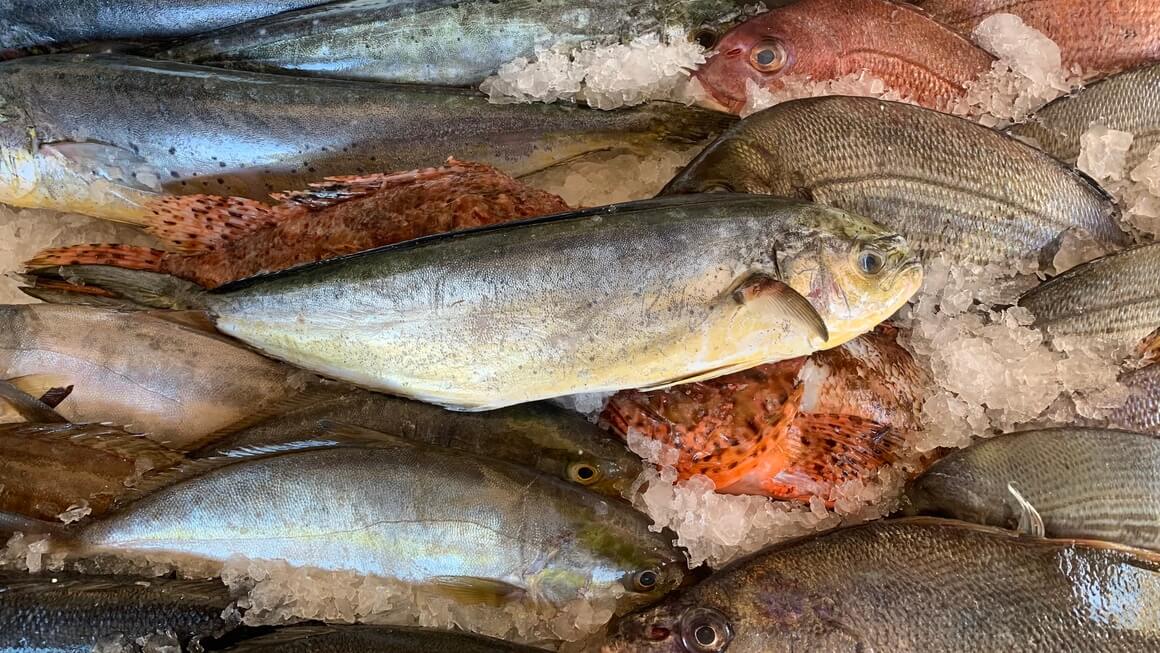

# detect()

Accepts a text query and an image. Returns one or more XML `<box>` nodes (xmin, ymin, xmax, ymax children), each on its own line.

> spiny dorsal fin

<box><xmin>270</xmin><ymin>159</ymin><xmax>476</xmax><ymax>210</ymax></box>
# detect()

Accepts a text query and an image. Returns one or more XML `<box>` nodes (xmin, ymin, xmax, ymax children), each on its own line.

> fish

<box><xmin>159</xmin><ymin>0</ymin><xmax>754</xmax><ymax>86</ymax></box>
<box><xmin>217</xmin><ymin>624</ymin><xmax>545</xmax><ymax>652</ymax></box>
<box><xmin>602</xmin><ymin>326</ymin><xmax>929</xmax><ymax>501</ymax></box>
<box><xmin>0</xmin><ymin>304</ymin><xmax>318</xmax><ymax>450</ymax></box>
<box><xmin>904</xmin><ymin>428</ymin><xmax>1160</xmax><ymax>550</ymax></box>
<box><xmin>911</xmin><ymin>0</ymin><xmax>1160</xmax><ymax>79</ymax></box>
<box><xmin>26</xmin><ymin>160</ymin><xmax>570</xmax><ymax>289</ymax></box>
<box><xmin>1108</xmin><ymin>363</ymin><xmax>1160</xmax><ymax>435</ymax></box>
<box><xmin>0</xmin><ymin>422</ymin><xmax>182</xmax><ymax>521</ymax></box>
<box><xmin>30</xmin><ymin>195</ymin><xmax>923</xmax><ymax>411</ymax></box>
<box><xmin>38</xmin><ymin>441</ymin><xmax>686</xmax><ymax>613</ymax></box>
<box><xmin>1018</xmin><ymin>242</ymin><xmax>1160</xmax><ymax>346</ymax></box>
<box><xmin>1006</xmin><ymin>62</ymin><xmax>1160</xmax><ymax>171</ymax></box>
<box><xmin>603</xmin><ymin>517</ymin><xmax>1160</xmax><ymax>653</ymax></box>
<box><xmin>0</xmin><ymin>570</ymin><xmax>237</xmax><ymax>651</ymax></box>
<box><xmin>193</xmin><ymin>389</ymin><xmax>642</xmax><ymax>500</ymax></box>
<box><xmin>662</xmin><ymin>95</ymin><xmax>1125</xmax><ymax>264</ymax></box>
<box><xmin>0</xmin><ymin>54</ymin><xmax>733</xmax><ymax>224</ymax></box>
<box><xmin>692</xmin><ymin>0</ymin><xmax>995</xmax><ymax>115</ymax></box>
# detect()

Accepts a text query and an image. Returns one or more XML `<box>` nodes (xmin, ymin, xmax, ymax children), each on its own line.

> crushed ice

<box><xmin>1076</xmin><ymin>125</ymin><xmax>1160</xmax><ymax>238</ymax></box>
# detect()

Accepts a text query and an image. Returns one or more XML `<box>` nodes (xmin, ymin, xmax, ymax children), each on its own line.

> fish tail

<box><xmin>140</xmin><ymin>194</ymin><xmax>281</xmax><ymax>253</ymax></box>
<box><xmin>25</xmin><ymin>243</ymin><xmax>167</xmax><ymax>273</ymax></box>
<box><xmin>19</xmin><ymin>265</ymin><xmax>209</xmax><ymax>312</ymax></box>
<box><xmin>655</xmin><ymin>105</ymin><xmax>738</xmax><ymax>144</ymax></box>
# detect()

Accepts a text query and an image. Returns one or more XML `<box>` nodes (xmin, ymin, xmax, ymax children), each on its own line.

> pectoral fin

<box><xmin>1008</xmin><ymin>483</ymin><xmax>1045</xmax><ymax>538</ymax></box>
<box><xmin>729</xmin><ymin>273</ymin><xmax>829</xmax><ymax>346</ymax></box>
<box><xmin>426</xmin><ymin>576</ymin><xmax>526</xmax><ymax>606</ymax></box>
<box><xmin>41</xmin><ymin>141</ymin><xmax>162</xmax><ymax>193</ymax></box>
<box><xmin>0</xmin><ymin>379</ymin><xmax>67</xmax><ymax>423</ymax></box>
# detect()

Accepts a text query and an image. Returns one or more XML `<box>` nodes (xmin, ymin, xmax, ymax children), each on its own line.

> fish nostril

<box><xmin>646</xmin><ymin>626</ymin><xmax>672</xmax><ymax>641</ymax></box>
<box><xmin>724</xmin><ymin>48</ymin><xmax>744</xmax><ymax>58</ymax></box>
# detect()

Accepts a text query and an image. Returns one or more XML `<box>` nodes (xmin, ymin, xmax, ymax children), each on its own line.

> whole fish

<box><xmin>0</xmin><ymin>570</ymin><xmax>237</xmax><ymax>651</ymax></box>
<box><xmin>0</xmin><ymin>422</ymin><xmax>182</xmax><ymax>521</ymax></box>
<box><xmin>663</xmin><ymin>96</ymin><xmax>1125</xmax><ymax>264</ymax></box>
<box><xmin>905</xmin><ymin>428</ymin><xmax>1160</xmax><ymax>550</ymax></box>
<box><xmin>220</xmin><ymin>624</ymin><xmax>544</xmax><ymax>652</ymax></box>
<box><xmin>35</xmin><ymin>195</ymin><xmax>922</xmax><ymax>411</ymax></box>
<box><xmin>0</xmin><ymin>304</ymin><xmax>317</xmax><ymax>449</ymax></box>
<box><xmin>603</xmin><ymin>518</ymin><xmax>1160</xmax><ymax>653</ymax></box>
<box><xmin>0</xmin><ymin>54</ymin><xmax>732</xmax><ymax>224</ymax></box>
<box><xmin>0</xmin><ymin>0</ymin><xmax>326</xmax><ymax>51</ymax></box>
<box><xmin>692</xmin><ymin>0</ymin><xmax>995</xmax><ymax>115</ymax></box>
<box><xmin>47</xmin><ymin>443</ymin><xmax>686</xmax><ymax>612</ymax></box>
<box><xmin>602</xmin><ymin>326</ymin><xmax>928</xmax><ymax>501</ymax></box>
<box><xmin>26</xmin><ymin>160</ymin><xmax>570</xmax><ymax>289</ymax></box>
<box><xmin>194</xmin><ymin>389</ymin><xmax>642</xmax><ymax>499</ymax></box>
<box><xmin>1109</xmin><ymin>364</ymin><xmax>1160</xmax><ymax>435</ymax></box>
<box><xmin>1019</xmin><ymin>242</ymin><xmax>1160</xmax><ymax>345</ymax></box>
<box><xmin>1007</xmin><ymin>63</ymin><xmax>1160</xmax><ymax>171</ymax></box>
<box><xmin>912</xmin><ymin>0</ymin><xmax>1160</xmax><ymax>79</ymax></box>
<box><xmin>160</xmin><ymin>0</ymin><xmax>752</xmax><ymax>86</ymax></box>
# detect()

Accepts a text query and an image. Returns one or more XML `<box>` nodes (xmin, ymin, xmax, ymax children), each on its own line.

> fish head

<box><xmin>568</xmin><ymin>515</ymin><xmax>688</xmax><ymax>614</ymax></box>
<box><xmin>562</xmin><ymin>448</ymin><xmax>644</xmax><ymax>500</ymax></box>
<box><xmin>779</xmin><ymin>207</ymin><xmax>923</xmax><ymax>348</ymax></box>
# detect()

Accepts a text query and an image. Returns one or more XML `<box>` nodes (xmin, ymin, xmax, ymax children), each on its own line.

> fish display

<box><xmin>662</xmin><ymin>96</ymin><xmax>1124</xmax><ymax>263</ymax></box>
<box><xmin>0</xmin><ymin>304</ymin><xmax>317</xmax><ymax>449</ymax></box>
<box><xmin>905</xmin><ymin>428</ymin><xmax>1160</xmax><ymax>550</ymax></box>
<box><xmin>1007</xmin><ymin>62</ymin><xmax>1160</xmax><ymax>170</ymax></box>
<box><xmin>1019</xmin><ymin>242</ymin><xmax>1160</xmax><ymax>346</ymax></box>
<box><xmin>912</xmin><ymin>0</ymin><xmax>1160</xmax><ymax>79</ymax></box>
<box><xmin>32</xmin><ymin>195</ymin><xmax>922</xmax><ymax>410</ymax></box>
<box><xmin>603</xmin><ymin>326</ymin><xmax>928</xmax><ymax>501</ymax></box>
<box><xmin>0</xmin><ymin>54</ymin><xmax>732</xmax><ymax>223</ymax></box>
<box><xmin>218</xmin><ymin>624</ymin><xmax>546</xmax><ymax>652</ymax></box>
<box><xmin>692</xmin><ymin>0</ymin><xmax>995</xmax><ymax>115</ymax></box>
<box><xmin>0</xmin><ymin>570</ymin><xmax>237</xmax><ymax>650</ymax></box>
<box><xmin>47</xmin><ymin>443</ymin><xmax>686</xmax><ymax>612</ymax></box>
<box><xmin>160</xmin><ymin>0</ymin><xmax>752</xmax><ymax>86</ymax></box>
<box><xmin>26</xmin><ymin>160</ymin><xmax>570</xmax><ymax>288</ymax></box>
<box><xmin>604</xmin><ymin>518</ymin><xmax>1160</xmax><ymax>652</ymax></box>
<box><xmin>195</xmin><ymin>389</ymin><xmax>642</xmax><ymax>499</ymax></box>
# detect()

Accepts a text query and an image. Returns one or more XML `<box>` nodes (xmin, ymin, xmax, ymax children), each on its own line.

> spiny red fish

<box><xmin>913</xmin><ymin>0</ymin><xmax>1160</xmax><ymax>79</ymax></box>
<box><xmin>26</xmin><ymin>159</ymin><xmax>570</xmax><ymax>288</ymax></box>
<box><xmin>602</xmin><ymin>326</ymin><xmax>929</xmax><ymax>502</ymax></box>
<box><xmin>693</xmin><ymin>0</ymin><xmax>995</xmax><ymax>115</ymax></box>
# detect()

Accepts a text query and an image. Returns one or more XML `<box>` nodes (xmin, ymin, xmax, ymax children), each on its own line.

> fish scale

<box><xmin>1109</xmin><ymin>364</ymin><xmax>1160</xmax><ymax>435</ymax></box>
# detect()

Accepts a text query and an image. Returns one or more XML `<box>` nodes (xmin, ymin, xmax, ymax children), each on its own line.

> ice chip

<box><xmin>973</xmin><ymin>14</ymin><xmax>1062</xmax><ymax>87</ymax></box>
<box><xmin>1077</xmin><ymin>125</ymin><xmax>1134</xmax><ymax>182</ymax></box>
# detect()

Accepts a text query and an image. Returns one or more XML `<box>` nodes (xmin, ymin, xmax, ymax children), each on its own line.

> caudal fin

<box><xmin>20</xmin><ymin>265</ymin><xmax>207</xmax><ymax>311</ymax></box>
<box><xmin>26</xmin><ymin>243</ymin><xmax>167</xmax><ymax>273</ymax></box>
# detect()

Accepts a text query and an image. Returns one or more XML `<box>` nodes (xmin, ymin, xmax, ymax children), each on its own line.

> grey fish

<box><xmin>160</xmin><ymin>0</ymin><xmax>752</xmax><ymax>86</ymax></box>
<box><xmin>55</xmin><ymin>443</ymin><xmax>686</xmax><ymax>612</ymax></box>
<box><xmin>40</xmin><ymin>195</ymin><xmax>922</xmax><ymax>411</ymax></box>
<box><xmin>0</xmin><ymin>570</ymin><xmax>236</xmax><ymax>652</ymax></box>
<box><xmin>1109</xmin><ymin>363</ymin><xmax>1160</xmax><ymax>435</ymax></box>
<box><xmin>1018</xmin><ymin>242</ymin><xmax>1160</xmax><ymax>346</ymax></box>
<box><xmin>904</xmin><ymin>428</ymin><xmax>1160</xmax><ymax>550</ymax></box>
<box><xmin>193</xmin><ymin>387</ymin><xmax>643</xmax><ymax>499</ymax></box>
<box><xmin>603</xmin><ymin>518</ymin><xmax>1160</xmax><ymax>653</ymax></box>
<box><xmin>219</xmin><ymin>624</ymin><xmax>545</xmax><ymax>652</ymax></box>
<box><xmin>0</xmin><ymin>54</ymin><xmax>732</xmax><ymax>224</ymax></box>
<box><xmin>662</xmin><ymin>95</ymin><xmax>1126</xmax><ymax>264</ymax></box>
<box><xmin>1008</xmin><ymin>62</ymin><xmax>1160</xmax><ymax>170</ymax></box>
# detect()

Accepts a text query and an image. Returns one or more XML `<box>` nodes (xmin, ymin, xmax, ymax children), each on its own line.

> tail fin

<box><xmin>21</xmin><ymin>265</ymin><xmax>208</xmax><ymax>311</ymax></box>
<box><xmin>26</xmin><ymin>244</ymin><xmax>167</xmax><ymax>273</ymax></box>
<box><xmin>140</xmin><ymin>194</ymin><xmax>279</xmax><ymax>253</ymax></box>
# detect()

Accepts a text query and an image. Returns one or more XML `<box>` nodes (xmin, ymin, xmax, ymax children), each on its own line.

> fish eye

<box><xmin>680</xmin><ymin>607</ymin><xmax>733</xmax><ymax>652</ymax></box>
<box><xmin>633</xmin><ymin>569</ymin><xmax>660</xmax><ymax>591</ymax></box>
<box><xmin>567</xmin><ymin>461</ymin><xmax>600</xmax><ymax>485</ymax></box>
<box><xmin>749</xmin><ymin>39</ymin><xmax>788</xmax><ymax>74</ymax></box>
<box><xmin>858</xmin><ymin>249</ymin><xmax>886</xmax><ymax>275</ymax></box>
<box><xmin>692</xmin><ymin>28</ymin><xmax>719</xmax><ymax>49</ymax></box>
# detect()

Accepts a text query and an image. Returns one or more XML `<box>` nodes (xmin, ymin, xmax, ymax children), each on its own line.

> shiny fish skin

<box><xmin>663</xmin><ymin>96</ymin><xmax>1125</xmax><ymax>264</ymax></box>
<box><xmin>1019</xmin><ymin>243</ymin><xmax>1160</xmax><ymax>346</ymax></box>
<box><xmin>0</xmin><ymin>570</ymin><xmax>236</xmax><ymax>651</ymax></box>
<box><xmin>1109</xmin><ymin>364</ymin><xmax>1160</xmax><ymax>435</ymax></box>
<box><xmin>905</xmin><ymin>428</ymin><xmax>1160</xmax><ymax>550</ymax></box>
<box><xmin>161</xmin><ymin>0</ymin><xmax>752</xmax><ymax>86</ymax></box>
<box><xmin>604</xmin><ymin>518</ymin><xmax>1160</xmax><ymax>653</ymax></box>
<box><xmin>0</xmin><ymin>54</ymin><xmax>733</xmax><ymax>223</ymax></box>
<box><xmin>193</xmin><ymin>195</ymin><xmax>921</xmax><ymax>410</ymax></box>
<box><xmin>1007</xmin><ymin>62</ymin><xmax>1160</xmax><ymax>171</ymax></box>
<box><xmin>220</xmin><ymin>624</ymin><xmax>546</xmax><ymax>652</ymax></box>
<box><xmin>76</xmin><ymin>445</ymin><xmax>686</xmax><ymax>613</ymax></box>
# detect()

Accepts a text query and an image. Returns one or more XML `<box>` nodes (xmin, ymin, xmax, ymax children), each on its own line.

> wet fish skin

<box><xmin>193</xmin><ymin>387</ymin><xmax>643</xmax><ymax>499</ymax></box>
<box><xmin>663</xmin><ymin>96</ymin><xmax>1125</xmax><ymax>264</ymax></box>
<box><xmin>0</xmin><ymin>570</ymin><xmax>236</xmax><ymax>651</ymax></box>
<box><xmin>1108</xmin><ymin>364</ymin><xmax>1160</xmax><ymax>435</ymax></box>
<box><xmin>1006</xmin><ymin>62</ymin><xmax>1160</xmax><ymax>171</ymax></box>
<box><xmin>160</xmin><ymin>0</ymin><xmax>753</xmax><ymax>86</ymax></box>
<box><xmin>603</xmin><ymin>518</ymin><xmax>1160</xmax><ymax>652</ymax></box>
<box><xmin>219</xmin><ymin>624</ymin><xmax>546</xmax><ymax>652</ymax></box>
<box><xmin>904</xmin><ymin>428</ymin><xmax>1160</xmax><ymax>550</ymax></box>
<box><xmin>76</xmin><ymin>445</ymin><xmax>686</xmax><ymax>613</ymax></box>
<box><xmin>0</xmin><ymin>54</ymin><xmax>733</xmax><ymax>223</ymax></box>
<box><xmin>1019</xmin><ymin>242</ymin><xmax>1160</xmax><ymax>346</ymax></box>
<box><xmin>693</xmin><ymin>0</ymin><xmax>995</xmax><ymax>115</ymax></box>
<box><xmin>0</xmin><ymin>304</ymin><xmax>316</xmax><ymax>450</ymax></box>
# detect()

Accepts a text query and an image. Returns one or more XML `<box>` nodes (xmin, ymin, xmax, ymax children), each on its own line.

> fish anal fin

<box><xmin>425</xmin><ymin>576</ymin><xmax>525</xmax><ymax>606</ymax></box>
<box><xmin>729</xmin><ymin>273</ymin><xmax>829</xmax><ymax>346</ymax></box>
<box><xmin>141</xmin><ymin>194</ymin><xmax>279</xmax><ymax>253</ymax></box>
<box><xmin>1007</xmin><ymin>483</ymin><xmax>1046</xmax><ymax>538</ymax></box>
<box><xmin>25</xmin><ymin>244</ymin><xmax>167</xmax><ymax>273</ymax></box>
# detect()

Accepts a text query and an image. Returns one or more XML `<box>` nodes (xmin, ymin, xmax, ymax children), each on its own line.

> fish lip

<box><xmin>690</xmin><ymin>72</ymin><xmax>743</xmax><ymax>115</ymax></box>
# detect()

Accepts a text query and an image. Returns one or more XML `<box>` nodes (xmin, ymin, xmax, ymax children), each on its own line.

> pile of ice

<box><xmin>524</xmin><ymin>145</ymin><xmax>701</xmax><ymax>208</ymax></box>
<box><xmin>740</xmin><ymin>72</ymin><xmax>913</xmax><ymax>118</ymax></box>
<box><xmin>1076</xmin><ymin>125</ymin><xmax>1160</xmax><ymax>238</ymax></box>
<box><xmin>481</xmin><ymin>30</ymin><xmax>707</xmax><ymax>110</ymax></box>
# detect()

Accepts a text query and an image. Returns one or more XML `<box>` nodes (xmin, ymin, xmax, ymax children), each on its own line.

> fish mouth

<box><xmin>689</xmin><ymin>71</ymin><xmax>744</xmax><ymax>115</ymax></box>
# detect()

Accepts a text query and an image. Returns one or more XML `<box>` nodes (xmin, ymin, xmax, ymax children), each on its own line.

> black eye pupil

<box><xmin>638</xmin><ymin>571</ymin><xmax>657</xmax><ymax>587</ymax></box>
<box><xmin>756</xmin><ymin>49</ymin><xmax>775</xmax><ymax>65</ymax></box>
<box><xmin>577</xmin><ymin>465</ymin><xmax>594</xmax><ymax>480</ymax></box>
<box><xmin>861</xmin><ymin>252</ymin><xmax>883</xmax><ymax>273</ymax></box>
<box><xmin>695</xmin><ymin>624</ymin><xmax>717</xmax><ymax>646</ymax></box>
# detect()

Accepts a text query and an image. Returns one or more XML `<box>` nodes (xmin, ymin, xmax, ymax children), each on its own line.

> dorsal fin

<box><xmin>269</xmin><ymin>159</ymin><xmax>475</xmax><ymax>210</ymax></box>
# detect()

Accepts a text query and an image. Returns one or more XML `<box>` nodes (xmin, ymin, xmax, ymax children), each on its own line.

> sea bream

<box><xmin>35</xmin><ymin>195</ymin><xmax>923</xmax><ymax>410</ymax></box>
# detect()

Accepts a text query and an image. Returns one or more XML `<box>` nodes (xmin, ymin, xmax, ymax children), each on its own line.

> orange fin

<box><xmin>769</xmin><ymin>413</ymin><xmax>901</xmax><ymax>500</ymax></box>
<box><xmin>25</xmin><ymin>244</ymin><xmax>166</xmax><ymax>273</ymax></box>
<box><xmin>270</xmin><ymin>159</ymin><xmax>475</xmax><ymax>209</ymax></box>
<box><xmin>1139</xmin><ymin>326</ymin><xmax>1160</xmax><ymax>363</ymax></box>
<box><xmin>141</xmin><ymin>194</ymin><xmax>279</xmax><ymax>253</ymax></box>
